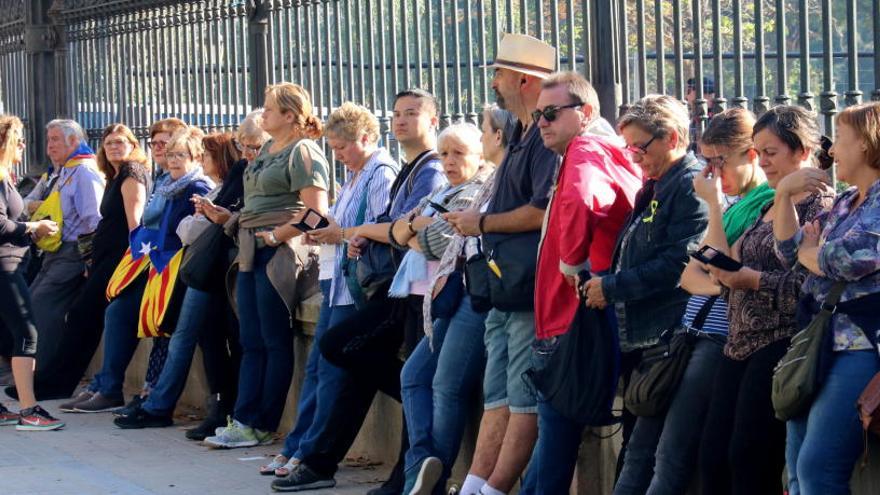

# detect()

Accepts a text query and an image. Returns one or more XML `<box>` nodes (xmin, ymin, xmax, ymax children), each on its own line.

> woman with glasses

<box><xmin>0</xmin><ymin>114</ymin><xmax>65</xmax><ymax>431</ymax></box>
<box><xmin>70</xmin><ymin>126</ymin><xmax>212</xmax><ymax>414</ymax></box>
<box><xmin>234</xmin><ymin>109</ymin><xmax>270</xmax><ymax>164</ymax></box>
<box><xmin>205</xmin><ymin>82</ymin><xmax>330</xmax><ymax>449</ymax></box>
<box><xmin>613</xmin><ymin>108</ymin><xmax>772</xmax><ymax>495</ymax></box>
<box><xmin>27</xmin><ymin>123</ymin><xmax>151</xmax><ymax>402</ymax></box>
<box><xmin>580</xmin><ymin>95</ymin><xmax>707</xmax><ymax>494</ymax></box>
<box><xmin>697</xmin><ymin>106</ymin><xmax>834</xmax><ymax>495</ymax></box>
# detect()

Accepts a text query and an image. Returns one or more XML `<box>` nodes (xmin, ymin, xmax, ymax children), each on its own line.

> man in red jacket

<box><xmin>523</xmin><ymin>71</ymin><xmax>643</xmax><ymax>493</ymax></box>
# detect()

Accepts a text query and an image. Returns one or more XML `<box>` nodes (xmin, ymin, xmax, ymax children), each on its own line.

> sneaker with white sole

<box><xmin>410</xmin><ymin>457</ymin><xmax>443</xmax><ymax>495</ymax></box>
<box><xmin>203</xmin><ymin>419</ymin><xmax>259</xmax><ymax>448</ymax></box>
<box><xmin>0</xmin><ymin>403</ymin><xmax>19</xmax><ymax>426</ymax></box>
<box><xmin>16</xmin><ymin>405</ymin><xmax>65</xmax><ymax>431</ymax></box>
<box><xmin>271</xmin><ymin>464</ymin><xmax>336</xmax><ymax>492</ymax></box>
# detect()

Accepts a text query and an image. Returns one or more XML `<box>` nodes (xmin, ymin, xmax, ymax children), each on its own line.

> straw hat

<box><xmin>489</xmin><ymin>33</ymin><xmax>557</xmax><ymax>79</ymax></box>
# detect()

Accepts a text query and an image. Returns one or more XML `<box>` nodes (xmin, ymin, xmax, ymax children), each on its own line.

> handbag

<box><xmin>525</xmin><ymin>290</ymin><xmax>621</xmax><ymax>425</ymax></box>
<box><xmin>483</xmin><ymin>231</ymin><xmax>539</xmax><ymax>311</ymax></box>
<box><xmin>623</xmin><ymin>296</ymin><xmax>717</xmax><ymax>417</ymax></box>
<box><xmin>464</xmin><ymin>243</ymin><xmax>493</xmax><ymax>313</ymax></box>
<box><xmin>31</xmin><ymin>189</ymin><xmax>63</xmax><ymax>252</ymax></box>
<box><xmin>771</xmin><ymin>281</ymin><xmax>846</xmax><ymax>422</ymax></box>
<box><xmin>858</xmin><ymin>372</ymin><xmax>880</xmax><ymax>438</ymax></box>
<box><xmin>180</xmin><ymin>222</ymin><xmax>227</xmax><ymax>291</ymax></box>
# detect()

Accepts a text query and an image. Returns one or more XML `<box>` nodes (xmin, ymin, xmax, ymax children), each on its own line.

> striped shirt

<box><xmin>681</xmin><ymin>294</ymin><xmax>729</xmax><ymax>337</ymax></box>
<box><xmin>328</xmin><ymin>148</ymin><xmax>398</xmax><ymax>306</ymax></box>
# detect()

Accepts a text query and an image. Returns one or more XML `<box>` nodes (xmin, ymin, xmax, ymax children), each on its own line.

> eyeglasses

<box><xmin>104</xmin><ymin>139</ymin><xmax>130</xmax><ymax>148</ymax></box>
<box><xmin>530</xmin><ymin>102</ymin><xmax>583</xmax><ymax>124</ymax></box>
<box><xmin>625</xmin><ymin>135</ymin><xmax>659</xmax><ymax>156</ymax></box>
<box><xmin>235</xmin><ymin>140</ymin><xmax>263</xmax><ymax>153</ymax></box>
<box><xmin>165</xmin><ymin>151</ymin><xmax>191</xmax><ymax>161</ymax></box>
<box><xmin>699</xmin><ymin>148</ymin><xmax>751</xmax><ymax>170</ymax></box>
<box><xmin>150</xmin><ymin>140</ymin><xmax>169</xmax><ymax>149</ymax></box>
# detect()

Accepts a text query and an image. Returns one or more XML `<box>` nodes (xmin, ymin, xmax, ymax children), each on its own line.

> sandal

<box><xmin>274</xmin><ymin>457</ymin><xmax>300</xmax><ymax>477</ymax></box>
<box><xmin>259</xmin><ymin>455</ymin><xmax>288</xmax><ymax>476</ymax></box>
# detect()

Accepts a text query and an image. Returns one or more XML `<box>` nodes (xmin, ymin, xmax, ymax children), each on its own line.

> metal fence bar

<box><xmin>819</xmin><ymin>0</ymin><xmax>836</xmax><ymax>133</ymax></box>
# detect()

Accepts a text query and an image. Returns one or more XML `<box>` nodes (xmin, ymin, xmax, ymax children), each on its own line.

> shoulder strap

<box><xmin>822</xmin><ymin>281</ymin><xmax>848</xmax><ymax>312</ymax></box>
<box><xmin>691</xmin><ymin>295</ymin><xmax>720</xmax><ymax>331</ymax></box>
<box><xmin>354</xmin><ymin>163</ymin><xmax>394</xmax><ymax>226</ymax></box>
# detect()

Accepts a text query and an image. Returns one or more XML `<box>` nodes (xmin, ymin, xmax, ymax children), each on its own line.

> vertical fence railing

<box><xmin>65</xmin><ymin>0</ymin><xmax>251</xmax><ymax>149</ymax></box>
<box><xmin>624</xmin><ymin>0</ymin><xmax>879</xmax><ymax>138</ymax></box>
<box><xmin>0</xmin><ymin>15</ymin><xmax>28</xmax><ymax>176</ymax></box>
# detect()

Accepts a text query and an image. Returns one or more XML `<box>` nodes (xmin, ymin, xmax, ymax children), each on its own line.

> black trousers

<box><xmin>32</xmin><ymin>255</ymin><xmax>117</xmax><ymax>396</ymax></box>
<box><xmin>698</xmin><ymin>339</ymin><xmax>789</xmax><ymax>495</ymax></box>
<box><xmin>0</xmin><ymin>269</ymin><xmax>38</xmax><ymax>358</ymax></box>
<box><xmin>301</xmin><ymin>294</ymin><xmax>425</xmax><ymax>477</ymax></box>
<box><xmin>198</xmin><ymin>298</ymin><xmax>241</xmax><ymax>403</ymax></box>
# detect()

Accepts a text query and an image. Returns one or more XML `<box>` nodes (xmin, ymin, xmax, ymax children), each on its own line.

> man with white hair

<box><xmin>28</xmin><ymin>119</ymin><xmax>104</xmax><ymax>374</ymax></box>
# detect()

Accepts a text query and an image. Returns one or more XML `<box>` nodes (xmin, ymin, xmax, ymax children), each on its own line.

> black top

<box><xmin>92</xmin><ymin>161</ymin><xmax>151</xmax><ymax>263</ymax></box>
<box><xmin>0</xmin><ymin>176</ymin><xmax>31</xmax><ymax>272</ymax></box>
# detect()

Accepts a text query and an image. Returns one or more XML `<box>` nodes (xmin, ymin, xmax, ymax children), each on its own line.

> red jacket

<box><xmin>535</xmin><ymin>134</ymin><xmax>643</xmax><ymax>339</ymax></box>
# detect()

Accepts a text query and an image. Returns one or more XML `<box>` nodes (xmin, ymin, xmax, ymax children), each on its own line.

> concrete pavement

<box><xmin>0</xmin><ymin>398</ymin><xmax>389</xmax><ymax>495</ymax></box>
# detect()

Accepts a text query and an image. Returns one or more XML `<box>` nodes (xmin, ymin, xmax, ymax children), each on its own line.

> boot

<box><xmin>186</xmin><ymin>393</ymin><xmax>231</xmax><ymax>441</ymax></box>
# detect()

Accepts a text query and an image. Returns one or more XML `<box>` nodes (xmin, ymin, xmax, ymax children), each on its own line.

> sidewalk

<box><xmin>0</xmin><ymin>398</ymin><xmax>389</xmax><ymax>495</ymax></box>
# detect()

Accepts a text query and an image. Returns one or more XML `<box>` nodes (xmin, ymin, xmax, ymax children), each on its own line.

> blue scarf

<box><xmin>142</xmin><ymin>166</ymin><xmax>211</xmax><ymax>229</ymax></box>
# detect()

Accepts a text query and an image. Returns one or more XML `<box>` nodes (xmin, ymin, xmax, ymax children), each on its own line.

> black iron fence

<box><xmin>0</xmin><ymin>0</ymin><xmax>878</xmax><ymax>175</ymax></box>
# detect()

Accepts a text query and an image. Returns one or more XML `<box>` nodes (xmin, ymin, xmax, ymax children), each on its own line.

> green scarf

<box><xmin>722</xmin><ymin>182</ymin><xmax>775</xmax><ymax>244</ymax></box>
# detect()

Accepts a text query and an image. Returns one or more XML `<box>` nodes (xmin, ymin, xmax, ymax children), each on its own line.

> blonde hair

<box><xmin>437</xmin><ymin>123</ymin><xmax>483</xmax><ymax>156</ymax></box>
<box><xmin>96</xmin><ymin>123</ymin><xmax>149</xmax><ymax>180</ymax></box>
<box><xmin>264</xmin><ymin>83</ymin><xmax>323</xmax><ymax>139</ymax></box>
<box><xmin>324</xmin><ymin>102</ymin><xmax>380</xmax><ymax>144</ymax></box>
<box><xmin>149</xmin><ymin>117</ymin><xmax>187</xmax><ymax>139</ymax></box>
<box><xmin>236</xmin><ymin>109</ymin><xmax>270</xmax><ymax>144</ymax></box>
<box><xmin>0</xmin><ymin>115</ymin><xmax>23</xmax><ymax>172</ymax></box>
<box><xmin>618</xmin><ymin>94</ymin><xmax>691</xmax><ymax>150</ymax></box>
<box><xmin>167</xmin><ymin>126</ymin><xmax>206</xmax><ymax>160</ymax></box>
<box><xmin>835</xmin><ymin>101</ymin><xmax>880</xmax><ymax>170</ymax></box>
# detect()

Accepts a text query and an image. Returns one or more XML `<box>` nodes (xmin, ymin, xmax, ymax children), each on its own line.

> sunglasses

<box><xmin>531</xmin><ymin>102</ymin><xmax>583</xmax><ymax>124</ymax></box>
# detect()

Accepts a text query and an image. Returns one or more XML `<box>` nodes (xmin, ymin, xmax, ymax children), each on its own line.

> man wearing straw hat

<box><xmin>445</xmin><ymin>33</ymin><xmax>558</xmax><ymax>495</ymax></box>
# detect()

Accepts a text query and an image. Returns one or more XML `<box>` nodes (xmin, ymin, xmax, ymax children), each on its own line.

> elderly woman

<box><xmin>0</xmin><ymin>114</ymin><xmax>64</xmax><ymax>430</ymax></box>
<box><xmin>262</xmin><ymin>102</ymin><xmax>398</xmax><ymax>476</ymax></box>
<box><xmin>12</xmin><ymin>123</ymin><xmax>151</xmax><ymax>402</ymax></box>
<box><xmin>206</xmin><ymin>83</ymin><xmax>330</xmax><ymax>449</ymax></box>
<box><xmin>113</xmin><ymin>132</ymin><xmax>247</xmax><ymax>434</ymax></box>
<box><xmin>697</xmin><ymin>106</ymin><xmax>834</xmax><ymax>495</ymax></box>
<box><xmin>70</xmin><ymin>126</ymin><xmax>212</xmax><ymax>413</ymax></box>
<box><xmin>235</xmin><ymin>109</ymin><xmax>270</xmax><ymax>163</ymax></box>
<box><xmin>776</xmin><ymin>102</ymin><xmax>880</xmax><ymax>494</ymax></box>
<box><xmin>614</xmin><ymin>108</ymin><xmax>774</xmax><ymax>495</ymax></box>
<box><xmin>400</xmin><ymin>106</ymin><xmax>514</xmax><ymax>494</ymax></box>
<box><xmin>584</xmin><ymin>95</ymin><xmax>707</xmax><ymax>493</ymax></box>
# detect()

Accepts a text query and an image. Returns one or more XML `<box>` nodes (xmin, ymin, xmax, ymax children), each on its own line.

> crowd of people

<box><xmin>1</xmin><ymin>32</ymin><xmax>878</xmax><ymax>495</ymax></box>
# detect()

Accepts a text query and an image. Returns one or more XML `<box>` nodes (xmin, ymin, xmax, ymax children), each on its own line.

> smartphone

<box><xmin>690</xmin><ymin>245</ymin><xmax>743</xmax><ymax>271</ymax></box>
<box><xmin>428</xmin><ymin>201</ymin><xmax>449</xmax><ymax>214</ymax></box>
<box><xmin>292</xmin><ymin>208</ymin><xmax>330</xmax><ymax>232</ymax></box>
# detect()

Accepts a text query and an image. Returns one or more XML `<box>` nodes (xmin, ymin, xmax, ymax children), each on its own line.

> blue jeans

<box><xmin>88</xmin><ymin>276</ymin><xmax>147</xmax><ymax>399</ymax></box>
<box><xmin>614</xmin><ymin>335</ymin><xmax>724</xmax><ymax>495</ymax></box>
<box><xmin>401</xmin><ymin>295</ymin><xmax>487</xmax><ymax>490</ymax></box>
<box><xmin>233</xmin><ymin>247</ymin><xmax>295</xmax><ymax>432</ymax></box>
<box><xmin>786</xmin><ymin>350</ymin><xmax>880</xmax><ymax>495</ymax></box>
<box><xmin>142</xmin><ymin>287</ymin><xmax>212</xmax><ymax>416</ymax></box>
<box><xmin>281</xmin><ymin>280</ymin><xmax>357</xmax><ymax>459</ymax></box>
<box><xmin>482</xmin><ymin>309</ymin><xmax>537</xmax><ymax>413</ymax></box>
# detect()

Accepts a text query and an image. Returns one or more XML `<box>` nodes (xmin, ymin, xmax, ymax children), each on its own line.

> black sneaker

<box><xmin>113</xmin><ymin>407</ymin><xmax>173</xmax><ymax>429</ymax></box>
<box><xmin>271</xmin><ymin>464</ymin><xmax>336</xmax><ymax>492</ymax></box>
<box><xmin>113</xmin><ymin>395</ymin><xmax>145</xmax><ymax>417</ymax></box>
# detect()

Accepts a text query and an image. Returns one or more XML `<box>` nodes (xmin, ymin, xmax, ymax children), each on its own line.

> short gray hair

<box><xmin>236</xmin><ymin>109</ymin><xmax>270</xmax><ymax>143</ymax></box>
<box><xmin>437</xmin><ymin>122</ymin><xmax>483</xmax><ymax>155</ymax></box>
<box><xmin>46</xmin><ymin>119</ymin><xmax>86</xmax><ymax>143</ymax></box>
<box><xmin>617</xmin><ymin>95</ymin><xmax>690</xmax><ymax>150</ymax></box>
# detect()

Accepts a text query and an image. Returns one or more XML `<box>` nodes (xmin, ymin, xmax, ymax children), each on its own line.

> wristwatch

<box><xmin>267</xmin><ymin>230</ymin><xmax>279</xmax><ymax>246</ymax></box>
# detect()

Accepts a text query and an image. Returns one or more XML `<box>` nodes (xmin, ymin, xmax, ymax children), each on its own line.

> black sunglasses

<box><xmin>531</xmin><ymin>102</ymin><xmax>583</xmax><ymax>124</ymax></box>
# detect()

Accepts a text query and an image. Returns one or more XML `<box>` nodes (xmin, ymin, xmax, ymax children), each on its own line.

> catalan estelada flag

<box><xmin>106</xmin><ymin>227</ymin><xmax>155</xmax><ymax>300</ymax></box>
<box><xmin>138</xmin><ymin>248</ymin><xmax>184</xmax><ymax>338</ymax></box>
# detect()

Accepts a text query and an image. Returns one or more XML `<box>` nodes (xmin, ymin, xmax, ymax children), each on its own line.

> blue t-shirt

<box><xmin>387</xmin><ymin>150</ymin><xmax>446</xmax><ymax>220</ymax></box>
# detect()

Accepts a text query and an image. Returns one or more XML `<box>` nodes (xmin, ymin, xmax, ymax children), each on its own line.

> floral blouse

<box><xmin>776</xmin><ymin>180</ymin><xmax>880</xmax><ymax>352</ymax></box>
<box><xmin>723</xmin><ymin>192</ymin><xmax>834</xmax><ymax>360</ymax></box>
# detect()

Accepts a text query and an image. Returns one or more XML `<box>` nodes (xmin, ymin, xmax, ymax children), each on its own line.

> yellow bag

<box><xmin>30</xmin><ymin>190</ymin><xmax>63</xmax><ymax>252</ymax></box>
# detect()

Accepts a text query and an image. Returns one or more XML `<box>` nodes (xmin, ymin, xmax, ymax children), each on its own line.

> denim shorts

<box><xmin>482</xmin><ymin>308</ymin><xmax>538</xmax><ymax>414</ymax></box>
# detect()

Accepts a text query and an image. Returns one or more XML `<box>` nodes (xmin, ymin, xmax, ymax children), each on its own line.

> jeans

<box><xmin>281</xmin><ymin>280</ymin><xmax>357</xmax><ymax>459</ymax></box>
<box><xmin>402</xmin><ymin>295</ymin><xmax>487</xmax><ymax>488</ymax></box>
<box><xmin>698</xmin><ymin>339</ymin><xmax>789</xmax><ymax>495</ymax></box>
<box><xmin>614</xmin><ymin>335</ymin><xmax>724</xmax><ymax>495</ymax></box>
<box><xmin>233</xmin><ymin>247</ymin><xmax>295</xmax><ymax>432</ymax></box>
<box><xmin>88</xmin><ymin>276</ymin><xmax>147</xmax><ymax>399</ymax></box>
<box><xmin>142</xmin><ymin>287</ymin><xmax>212</xmax><ymax>416</ymax></box>
<box><xmin>786</xmin><ymin>350</ymin><xmax>880</xmax><ymax>495</ymax></box>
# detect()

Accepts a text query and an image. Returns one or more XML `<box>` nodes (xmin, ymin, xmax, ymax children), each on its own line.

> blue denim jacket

<box><xmin>602</xmin><ymin>153</ymin><xmax>709</xmax><ymax>351</ymax></box>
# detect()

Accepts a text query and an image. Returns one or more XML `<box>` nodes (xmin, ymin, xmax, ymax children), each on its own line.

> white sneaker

<box><xmin>203</xmin><ymin>419</ymin><xmax>259</xmax><ymax>448</ymax></box>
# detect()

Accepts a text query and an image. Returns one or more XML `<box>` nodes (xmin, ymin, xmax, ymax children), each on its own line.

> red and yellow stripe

<box><xmin>105</xmin><ymin>248</ymin><xmax>150</xmax><ymax>300</ymax></box>
<box><xmin>137</xmin><ymin>249</ymin><xmax>184</xmax><ymax>338</ymax></box>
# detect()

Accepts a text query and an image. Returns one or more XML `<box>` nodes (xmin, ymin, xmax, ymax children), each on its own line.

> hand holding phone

<box><xmin>292</xmin><ymin>208</ymin><xmax>330</xmax><ymax>232</ymax></box>
<box><xmin>428</xmin><ymin>201</ymin><xmax>449</xmax><ymax>214</ymax></box>
<box><xmin>690</xmin><ymin>245</ymin><xmax>743</xmax><ymax>271</ymax></box>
